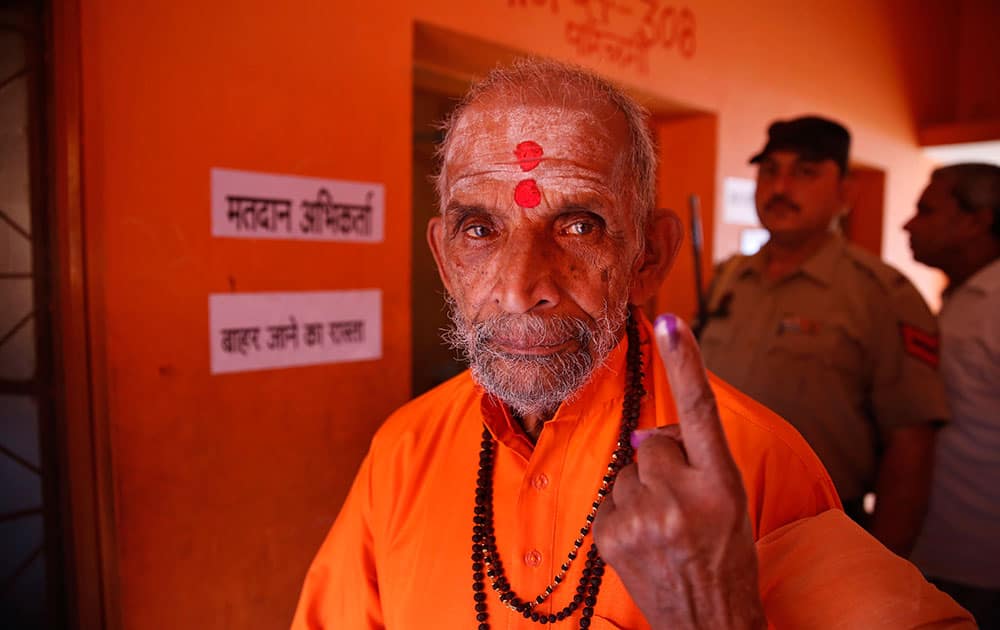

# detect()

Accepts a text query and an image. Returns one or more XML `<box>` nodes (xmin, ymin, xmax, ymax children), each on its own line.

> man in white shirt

<box><xmin>905</xmin><ymin>162</ymin><xmax>1000</xmax><ymax>627</ymax></box>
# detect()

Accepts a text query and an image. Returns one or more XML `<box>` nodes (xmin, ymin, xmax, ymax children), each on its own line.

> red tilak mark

<box><xmin>514</xmin><ymin>140</ymin><xmax>543</xmax><ymax>171</ymax></box>
<box><xmin>514</xmin><ymin>179</ymin><xmax>541</xmax><ymax>208</ymax></box>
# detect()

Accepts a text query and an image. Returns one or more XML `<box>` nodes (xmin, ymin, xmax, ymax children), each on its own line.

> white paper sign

<box><xmin>211</xmin><ymin>168</ymin><xmax>385</xmax><ymax>242</ymax></box>
<box><xmin>209</xmin><ymin>290</ymin><xmax>382</xmax><ymax>374</ymax></box>
<box><xmin>722</xmin><ymin>177</ymin><xmax>759</xmax><ymax>226</ymax></box>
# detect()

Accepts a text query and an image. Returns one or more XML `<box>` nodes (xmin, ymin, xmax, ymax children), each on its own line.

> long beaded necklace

<box><xmin>472</xmin><ymin>312</ymin><xmax>645</xmax><ymax>629</ymax></box>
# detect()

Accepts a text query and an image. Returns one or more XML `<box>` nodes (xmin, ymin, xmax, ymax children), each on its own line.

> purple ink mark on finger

<box><xmin>631</xmin><ymin>427</ymin><xmax>656</xmax><ymax>450</ymax></box>
<box><xmin>655</xmin><ymin>313</ymin><xmax>680</xmax><ymax>351</ymax></box>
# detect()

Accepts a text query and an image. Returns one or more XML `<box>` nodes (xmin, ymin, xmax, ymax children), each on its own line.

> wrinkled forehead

<box><xmin>442</xmin><ymin>99</ymin><xmax>629</xmax><ymax>177</ymax></box>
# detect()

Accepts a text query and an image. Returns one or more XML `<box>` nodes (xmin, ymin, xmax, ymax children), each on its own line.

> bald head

<box><xmin>435</xmin><ymin>58</ymin><xmax>657</xmax><ymax>236</ymax></box>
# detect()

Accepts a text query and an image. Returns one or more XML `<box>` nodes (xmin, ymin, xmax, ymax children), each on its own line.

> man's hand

<box><xmin>869</xmin><ymin>424</ymin><xmax>937</xmax><ymax>556</ymax></box>
<box><xmin>593</xmin><ymin>314</ymin><xmax>766</xmax><ymax>630</ymax></box>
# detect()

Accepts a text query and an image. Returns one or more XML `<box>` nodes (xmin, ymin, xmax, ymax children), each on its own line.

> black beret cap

<box><xmin>749</xmin><ymin>115</ymin><xmax>851</xmax><ymax>172</ymax></box>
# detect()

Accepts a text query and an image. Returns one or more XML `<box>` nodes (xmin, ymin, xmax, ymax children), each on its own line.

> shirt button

<box><xmin>524</xmin><ymin>550</ymin><xmax>542</xmax><ymax>567</ymax></box>
<box><xmin>532</xmin><ymin>473</ymin><xmax>549</xmax><ymax>491</ymax></box>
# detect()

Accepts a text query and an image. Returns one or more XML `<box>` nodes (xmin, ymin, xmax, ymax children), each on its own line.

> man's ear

<box><xmin>839</xmin><ymin>171</ymin><xmax>854</xmax><ymax>210</ymax></box>
<box><xmin>839</xmin><ymin>168</ymin><xmax>853</xmax><ymax>192</ymax></box>
<box><xmin>971</xmin><ymin>205</ymin><xmax>997</xmax><ymax>235</ymax></box>
<box><xmin>427</xmin><ymin>216</ymin><xmax>454</xmax><ymax>295</ymax></box>
<box><xmin>629</xmin><ymin>208</ymin><xmax>683</xmax><ymax>304</ymax></box>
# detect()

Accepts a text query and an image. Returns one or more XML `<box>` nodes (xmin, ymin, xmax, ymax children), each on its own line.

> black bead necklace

<box><xmin>472</xmin><ymin>312</ymin><xmax>645</xmax><ymax>629</ymax></box>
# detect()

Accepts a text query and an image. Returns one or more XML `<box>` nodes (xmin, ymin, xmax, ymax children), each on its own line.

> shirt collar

<box><xmin>740</xmin><ymin>233</ymin><xmax>843</xmax><ymax>286</ymax></box>
<box><xmin>961</xmin><ymin>256</ymin><xmax>1000</xmax><ymax>295</ymax></box>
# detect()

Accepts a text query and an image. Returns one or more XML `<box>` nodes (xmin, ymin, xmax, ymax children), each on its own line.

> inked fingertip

<box><xmin>630</xmin><ymin>427</ymin><xmax>656</xmax><ymax>450</ymax></box>
<box><xmin>654</xmin><ymin>313</ymin><xmax>679</xmax><ymax>351</ymax></box>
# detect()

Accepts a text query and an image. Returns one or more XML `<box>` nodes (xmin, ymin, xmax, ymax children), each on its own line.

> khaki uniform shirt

<box><xmin>700</xmin><ymin>235</ymin><xmax>949</xmax><ymax>501</ymax></box>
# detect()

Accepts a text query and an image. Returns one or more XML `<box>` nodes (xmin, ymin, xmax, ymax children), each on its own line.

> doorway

<box><xmin>843</xmin><ymin>165</ymin><xmax>887</xmax><ymax>257</ymax></box>
<box><xmin>411</xmin><ymin>86</ymin><xmax>464</xmax><ymax>396</ymax></box>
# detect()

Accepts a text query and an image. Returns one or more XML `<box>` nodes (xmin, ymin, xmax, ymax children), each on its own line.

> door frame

<box><xmin>47</xmin><ymin>1</ymin><xmax>121</xmax><ymax>628</ymax></box>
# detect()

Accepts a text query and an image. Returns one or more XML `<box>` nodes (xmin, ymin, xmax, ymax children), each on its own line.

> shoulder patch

<box><xmin>899</xmin><ymin>323</ymin><xmax>939</xmax><ymax>368</ymax></box>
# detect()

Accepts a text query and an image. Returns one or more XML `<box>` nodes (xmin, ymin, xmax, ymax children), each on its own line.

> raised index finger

<box><xmin>654</xmin><ymin>313</ymin><xmax>734</xmax><ymax>471</ymax></box>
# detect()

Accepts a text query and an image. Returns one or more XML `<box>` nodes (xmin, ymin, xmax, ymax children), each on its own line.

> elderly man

<box><xmin>906</xmin><ymin>163</ymin><xmax>1000</xmax><ymax>627</ymax></box>
<box><xmin>699</xmin><ymin>116</ymin><xmax>949</xmax><ymax>556</ymax></box>
<box><xmin>291</xmin><ymin>61</ymin><xmax>969</xmax><ymax>628</ymax></box>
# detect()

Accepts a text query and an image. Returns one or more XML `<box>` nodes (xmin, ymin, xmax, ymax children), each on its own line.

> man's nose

<box><xmin>492</xmin><ymin>232</ymin><xmax>560</xmax><ymax>314</ymax></box>
<box><xmin>902</xmin><ymin>215</ymin><xmax>915</xmax><ymax>233</ymax></box>
<box><xmin>769</xmin><ymin>172</ymin><xmax>791</xmax><ymax>195</ymax></box>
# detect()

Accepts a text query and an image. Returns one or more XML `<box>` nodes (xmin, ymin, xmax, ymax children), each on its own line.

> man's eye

<box><xmin>794</xmin><ymin>165</ymin><xmax>819</xmax><ymax>178</ymax></box>
<box><xmin>566</xmin><ymin>221</ymin><xmax>596</xmax><ymax>236</ymax></box>
<box><xmin>464</xmin><ymin>224</ymin><xmax>493</xmax><ymax>238</ymax></box>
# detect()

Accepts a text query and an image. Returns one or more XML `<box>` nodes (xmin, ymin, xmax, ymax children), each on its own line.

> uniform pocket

<box><xmin>768</xmin><ymin>318</ymin><xmax>863</xmax><ymax>379</ymax></box>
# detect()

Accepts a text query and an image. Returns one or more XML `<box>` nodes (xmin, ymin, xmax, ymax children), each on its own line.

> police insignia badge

<box><xmin>899</xmin><ymin>323</ymin><xmax>940</xmax><ymax>368</ymax></box>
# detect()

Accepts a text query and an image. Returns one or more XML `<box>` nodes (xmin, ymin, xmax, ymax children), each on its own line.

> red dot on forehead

<box><xmin>514</xmin><ymin>179</ymin><xmax>541</xmax><ymax>208</ymax></box>
<box><xmin>514</xmin><ymin>140</ymin><xmax>544</xmax><ymax>172</ymax></box>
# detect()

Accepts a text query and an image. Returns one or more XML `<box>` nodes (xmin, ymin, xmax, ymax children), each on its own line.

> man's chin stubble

<box><xmin>471</xmin><ymin>348</ymin><xmax>594</xmax><ymax>418</ymax></box>
<box><xmin>442</xmin><ymin>296</ymin><xmax>630</xmax><ymax>417</ymax></box>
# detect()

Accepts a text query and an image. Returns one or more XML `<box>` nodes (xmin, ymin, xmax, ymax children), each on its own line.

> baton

<box><xmin>689</xmin><ymin>194</ymin><xmax>708</xmax><ymax>332</ymax></box>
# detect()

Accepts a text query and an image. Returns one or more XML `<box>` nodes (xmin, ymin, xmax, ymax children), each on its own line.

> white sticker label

<box><xmin>211</xmin><ymin>168</ymin><xmax>384</xmax><ymax>242</ymax></box>
<box><xmin>722</xmin><ymin>177</ymin><xmax>760</xmax><ymax>226</ymax></box>
<box><xmin>209</xmin><ymin>290</ymin><xmax>382</xmax><ymax>374</ymax></box>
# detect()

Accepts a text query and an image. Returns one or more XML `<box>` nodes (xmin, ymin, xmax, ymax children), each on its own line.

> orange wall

<box><xmin>76</xmin><ymin>1</ymin><xmax>957</xmax><ymax>627</ymax></box>
<box><xmin>79</xmin><ymin>2</ymin><xmax>413</xmax><ymax>628</ymax></box>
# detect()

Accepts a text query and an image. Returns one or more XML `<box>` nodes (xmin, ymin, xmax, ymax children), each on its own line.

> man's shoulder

<box><xmin>709</xmin><ymin>372</ymin><xmax>831</xmax><ymax>477</ymax></box>
<box><xmin>837</xmin><ymin>244</ymin><xmax>935</xmax><ymax>320</ymax></box>
<box><xmin>715</xmin><ymin>252</ymin><xmax>749</xmax><ymax>269</ymax></box>
<box><xmin>372</xmin><ymin>369</ymin><xmax>479</xmax><ymax>449</ymax></box>
<box><xmin>714</xmin><ymin>253</ymin><xmax>753</xmax><ymax>280</ymax></box>
<box><xmin>840</xmin><ymin>243</ymin><xmax>920</xmax><ymax>297</ymax></box>
<box><xmin>705</xmin><ymin>372</ymin><xmax>842</xmax><ymax>536</ymax></box>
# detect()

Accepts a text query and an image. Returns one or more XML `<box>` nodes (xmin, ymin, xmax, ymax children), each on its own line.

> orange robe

<box><xmin>291</xmin><ymin>314</ymin><xmax>972</xmax><ymax>628</ymax></box>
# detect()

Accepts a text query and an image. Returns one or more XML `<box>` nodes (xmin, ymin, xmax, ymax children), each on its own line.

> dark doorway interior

<box><xmin>411</xmin><ymin>86</ymin><xmax>464</xmax><ymax>397</ymax></box>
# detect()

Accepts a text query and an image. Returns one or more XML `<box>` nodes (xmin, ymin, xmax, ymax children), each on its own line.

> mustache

<box><xmin>764</xmin><ymin>195</ymin><xmax>801</xmax><ymax>212</ymax></box>
<box><xmin>440</xmin><ymin>295</ymin><xmax>627</xmax><ymax>363</ymax></box>
<box><xmin>440</xmin><ymin>296</ymin><xmax>629</xmax><ymax>417</ymax></box>
<box><xmin>472</xmin><ymin>314</ymin><xmax>591</xmax><ymax>350</ymax></box>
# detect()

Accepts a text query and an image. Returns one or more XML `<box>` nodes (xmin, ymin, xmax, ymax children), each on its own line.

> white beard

<box><xmin>442</xmin><ymin>297</ymin><xmax>630</xmax><ymax>417</ymax></box>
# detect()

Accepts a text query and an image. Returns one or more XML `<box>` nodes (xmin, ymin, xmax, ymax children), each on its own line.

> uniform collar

<box><xmin>961</xmin><ymin>256</ymin><xmax>1000</xmax><ymax>295</ymax></box>
<box><xmin>740</xmin><ymin>232</ymin><xmax>843</xmax><ymax>286</ymax></box>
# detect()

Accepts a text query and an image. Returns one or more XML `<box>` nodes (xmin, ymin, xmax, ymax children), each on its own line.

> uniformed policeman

<box><xmin>699</xmin><ymin>116</ymin><xmax>949</xmax><ymax>557</ymax></box>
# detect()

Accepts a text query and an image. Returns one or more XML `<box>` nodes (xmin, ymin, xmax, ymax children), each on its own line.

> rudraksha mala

<box><xmin>472</xmin><ymin>311</ymin><xmax>645</xmax><ymax>628</ymax></box>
